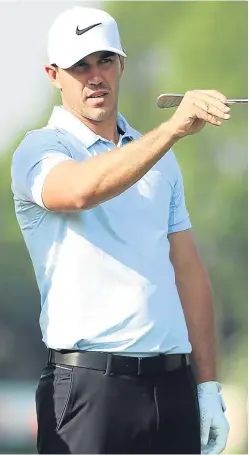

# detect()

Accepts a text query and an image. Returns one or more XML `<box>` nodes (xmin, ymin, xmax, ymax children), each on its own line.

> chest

<box><xmin>63</xmin><ymin>132</ymin><xmax>177</xmax><ymax>231</ymax></box>
<box><xmin>102</xmin><ymin>158</ymin><xmax>175</xmax><ymax>233</ymax></box>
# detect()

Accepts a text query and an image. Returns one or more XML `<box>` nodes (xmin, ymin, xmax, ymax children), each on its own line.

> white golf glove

<box><xmin>197</xmin><ymin>381</ymin><xmax>230</xmax><ymax>454</ymax></box>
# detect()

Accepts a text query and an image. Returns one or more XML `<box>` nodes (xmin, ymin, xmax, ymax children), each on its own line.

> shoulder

<box><xmin>12</xmin><ymin>126</ymin><xmax>72</xmax><ymax>166</ymax></box>
<box><xmin>13</xmin><ymin>126</ymin><xmax>69</xmax><ymax>153</ymax></box>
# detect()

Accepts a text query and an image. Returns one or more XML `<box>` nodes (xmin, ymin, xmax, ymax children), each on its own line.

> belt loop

<box><xmin>182</xmin><ymin>354</ymin><xmax>187</xmax><ymax>368</ymax></box>
<box><xmin>48</xmin><ymin>349</ymin><xmax>52</xmax><ymax>364</ymax></box>
<box><xmin>138</xmin><ymin>357</ymin><xmax>142</xmax><ymax>376</ymax></box>
<box><xmin>105</xmin><ymin>353</ymin><xmax>112</xmax><ymax>376</ymax></box>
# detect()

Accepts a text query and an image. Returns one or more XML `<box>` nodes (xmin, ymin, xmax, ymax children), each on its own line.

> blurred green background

<box><xmin>0</xmin><ymin>1</ymin><xmax>247</xmax><ymax>453</ymax></box>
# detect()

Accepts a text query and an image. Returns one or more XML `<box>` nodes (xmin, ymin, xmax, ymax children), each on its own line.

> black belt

<box><xmin>48</xmin><ymin>349</ymin><xmax>190</xmax><ymax>376</ymax></box>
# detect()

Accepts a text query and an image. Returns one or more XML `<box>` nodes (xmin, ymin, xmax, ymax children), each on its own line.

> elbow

<box><xmin>73</xmin><ymin>178</ymin><xmax>108</xmax><ymax>210</ymax></box>
<box><xmin>73</xmin><ymin>190</ymin><xmax>98</xmax><ymax>211</ymax></box>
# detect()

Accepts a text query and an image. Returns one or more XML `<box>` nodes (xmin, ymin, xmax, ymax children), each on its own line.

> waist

<box><xmin>48</xmin><ymin>349</ymin><xmax>190</xmax><ymax>376</ymax></box>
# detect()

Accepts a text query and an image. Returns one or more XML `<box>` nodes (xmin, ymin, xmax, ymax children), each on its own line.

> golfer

<box><xmin>11</xmin><ymin>6</ymin><xmax>230</xmax><ymax>455</ymax></box>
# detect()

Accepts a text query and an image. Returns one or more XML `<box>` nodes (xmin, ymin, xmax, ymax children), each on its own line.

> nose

<box><xmin>87</xmin><ymin>66</ymin><xmax>104</xmax><ymax>86</ymax></box>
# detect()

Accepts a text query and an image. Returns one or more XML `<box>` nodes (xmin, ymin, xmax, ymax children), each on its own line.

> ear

<box><xmin>44</xmin><ymin>65</ymin><xmax>62</xmax><ymax>90</ymax></box>
<box><xmin>119</xmin><ymin>56</ymin><xmax>125</xmax><ymax>76</ymax></box>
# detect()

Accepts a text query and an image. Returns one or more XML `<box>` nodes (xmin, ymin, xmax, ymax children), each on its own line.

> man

<box><xmin>11</xmin><ymin>6</ymin><xmax>230</xmax><ymax>455</ymax></box>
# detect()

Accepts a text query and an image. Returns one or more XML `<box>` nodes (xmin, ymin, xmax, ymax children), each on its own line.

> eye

<box><xmin>72</xmin><ymin>62</ymin><xmax>88</xmax><ymax>71</ymax></box>
<box><xmin>100</xmin><ymin>58</ymin><xmax>113</xmax><ymax>65</ymax></box>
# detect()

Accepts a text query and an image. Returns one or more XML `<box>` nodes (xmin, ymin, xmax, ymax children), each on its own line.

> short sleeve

<box><xmin>11</xmin><ymin>129</ymin><xmax>74</xmax><ymax>209</ymax></box>
<box><xmin>168</xmin><ymin>163</ymin><xmax>192</xmax><ymax>234</ymax></box>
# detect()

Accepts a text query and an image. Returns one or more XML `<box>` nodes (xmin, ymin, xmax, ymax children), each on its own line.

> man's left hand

<box><xmin>197</xmin><ymin>381</ymin><xmax>230</xmax><ymax>454</ymax></box>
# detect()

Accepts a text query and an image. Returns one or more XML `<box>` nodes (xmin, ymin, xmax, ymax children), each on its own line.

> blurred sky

<box><xmin>0</xmin><ymin>1</ymin><xmax>100</xmax><ymax>154</ymax></box>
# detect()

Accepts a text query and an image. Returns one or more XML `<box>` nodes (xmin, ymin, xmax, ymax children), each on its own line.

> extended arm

<box><xmin>41</xmin><ymin>90</ymin><xmax>229</xmax><ymax>211</ymax></box>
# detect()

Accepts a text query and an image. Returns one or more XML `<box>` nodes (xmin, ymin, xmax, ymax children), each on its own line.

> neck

<box><xmin>63</xmin><ymin>105</ymin><xmax>120</xmax><ymax>145</ymax></box>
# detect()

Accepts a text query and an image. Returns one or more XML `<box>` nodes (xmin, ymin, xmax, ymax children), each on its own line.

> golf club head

<box><xmin>157</xmin><ymin>93</ymin><xmax>248</xmax><ymax>108</ymax></box>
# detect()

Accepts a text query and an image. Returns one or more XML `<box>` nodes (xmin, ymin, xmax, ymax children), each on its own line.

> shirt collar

<box><xmin>47</xmin><ymin>106</ymin><xmax>134</xmax><ymax>148</ymax></box>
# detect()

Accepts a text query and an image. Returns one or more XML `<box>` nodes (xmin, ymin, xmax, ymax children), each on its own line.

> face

<box><xmin>46</xmin><ymin>51</ymin><xmax>124</xmax><ymax>123</ymax></box>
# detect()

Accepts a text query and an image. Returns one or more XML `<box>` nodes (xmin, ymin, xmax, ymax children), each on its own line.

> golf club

<box><xmin>156</xmin><ymin>93</ymin><xmax>248</xmax><ymax>109</ymax></box>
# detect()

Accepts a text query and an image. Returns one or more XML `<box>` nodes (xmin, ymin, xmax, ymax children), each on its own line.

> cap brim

<box><xmin>57</xmin><ymin>47</ymin><xmax>127</xmax><ymax>69</ymax></box>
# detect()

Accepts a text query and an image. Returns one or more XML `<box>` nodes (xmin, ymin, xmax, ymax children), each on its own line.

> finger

<box><xmin>200</xmin><ymin>415</ymin><xmax>212</xmax><ymax>446</ymax></box>
<box><xmin>194</xmin><ymin>100</ymin><xmax>231</xmax><ymax>121</ymax></box>
<box><xmin>201</xmin><ymin>446</ymin><xmax>211</xmax><ymax>454</ymax></box>
<box><xmin>205</xmin><ymin>438</ymin><xmax>226</xmax><ymax>454</ymax></box>
<box><xmin>183</xmin><ymin>90</ymin><xmax>230</xmax><ymax>122</ymax></box>
<box><xmin>202</xmin><ymin>439</ymin><xmax>216</xmax><ymax>454</ymax></box>
<box><xmin>193</xmin><ymin>106</ymin><xmax>223</xmax><ymax>126</ymax></box>
<box><xmin>206</xmin><ymin>424</ymin><xmax>229</xmax><ymax>454</ymax></box>
<box><xmin>219</xmin><ymin>394</ymin><xmax>226</xmax><ymax>412</ymax></box>
<box><xmin>192</xmin><ymin>92</ymin><xmax>230</xmax><ymax>113</ymax></box>
<box><xmin>194</xmin><ymin>89</ymin><xmax>227</xmax><ymax>103</ymax></box>
<box><xmin>202</xmin><ymin>96</ymin><xmax>230</xmax><ymax>115</ymax></box>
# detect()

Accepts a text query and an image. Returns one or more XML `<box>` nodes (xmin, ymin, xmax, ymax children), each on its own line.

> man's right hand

<box><xmin>167</xmin><ymin>90</ymin><xmax>231</xmax><ymax>139</ymax></box>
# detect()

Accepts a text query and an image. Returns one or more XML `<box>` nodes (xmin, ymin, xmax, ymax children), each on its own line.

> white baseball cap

<box><xmin>47</xmin><ymin>7</ymin><xmax>127</xmax><ymax>69</ymax></box>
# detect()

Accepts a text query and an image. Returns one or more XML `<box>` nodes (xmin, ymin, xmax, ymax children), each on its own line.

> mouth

<box><xmin>87</xmin><ymin>91</ymin><xmax>109</xmax><ymax>100</ymax></box>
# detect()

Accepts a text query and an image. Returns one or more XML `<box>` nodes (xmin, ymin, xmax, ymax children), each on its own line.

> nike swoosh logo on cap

<box><xmin>76</xmin><ymin>23</ymin><xmax>102</xmax><ymax>35</ymax></box>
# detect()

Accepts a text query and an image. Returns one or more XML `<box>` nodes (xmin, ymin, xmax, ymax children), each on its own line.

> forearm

<box><xmin>175</xmin><ymin>261</ymin><xmax>217</xmax><ymax>384</ymax></box>
<box><xmin>76</xmin><ymin>121</ymin><xmax>178</xmax><ymax>209</ymax></box>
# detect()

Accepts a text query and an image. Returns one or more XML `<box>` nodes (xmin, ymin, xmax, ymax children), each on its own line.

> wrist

<box><xmin>197</xmin><ymin>381</ymin><xmax>221</xmax><ymax>395</ymax></box>
<box><xmin>160</xmin><ymin>120</ymin><xmax>181</xmax><ymax>144</ymax></box>
<box><xmin>163</xmin><ymin>116</ymin><xmax>189</xmax><ymax>141</ymax></box>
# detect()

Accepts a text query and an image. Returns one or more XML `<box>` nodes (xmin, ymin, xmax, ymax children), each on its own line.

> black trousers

<box><xmin>36</xmin><ymin>355</ymin><xmax>201</xmax><ymax>454</ymax></box>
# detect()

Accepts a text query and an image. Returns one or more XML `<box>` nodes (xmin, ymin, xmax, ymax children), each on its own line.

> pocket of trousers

<box><xmin>54</xmin><ymin>366</ymin><xmax>74</xmax><ymax>432</ymax></box>
<box><xmin>36</xmin><ymin>364</ymin><xmax>74</xmax><ymax>433</ymax></box>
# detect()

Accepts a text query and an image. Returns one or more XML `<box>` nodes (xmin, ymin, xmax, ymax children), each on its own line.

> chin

<box><xmin>86</xmin><ymin>108</ymin><xmax>112</xmax><ymax>123</ymax></box>
<box><xmin>93</xmin><ymin>110</ymin><xmax>109</xmax><ymax>121</ymax></box>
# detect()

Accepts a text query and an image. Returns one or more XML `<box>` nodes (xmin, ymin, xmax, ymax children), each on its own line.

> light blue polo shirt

<box><xmin>11</xmin><ymin>106</ymin><xmax>192</xmax><ymax>355</ymax></box>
